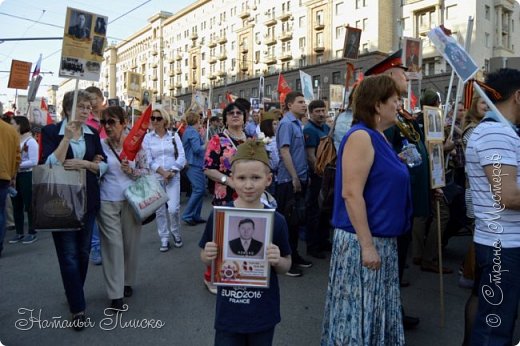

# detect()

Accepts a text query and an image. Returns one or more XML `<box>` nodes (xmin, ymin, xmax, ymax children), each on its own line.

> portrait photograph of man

<box><xmin>227</xmin><ymin>218</ymin><xmax>265</xmax><ymax>259</ymax></box>
<box><xmin>343</xmin><ymin>26</ymin><xmax>362</xmax><ymax>60</ymax></box>
<box><xmin>94</xmin><ymin>16</ymin><xmax>107</xmax><ymax>35</ymax></box>
<box><xmin>68</xmin><ymin>11</ymin><xmax>92</xmax><ymax>40</ymax></box>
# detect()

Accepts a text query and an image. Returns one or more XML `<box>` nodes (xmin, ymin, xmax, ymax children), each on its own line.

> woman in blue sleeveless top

<box><xmin>321</xmin><ymin>75</ymin><xmax>412</xmax><ymax>345</ymax></box>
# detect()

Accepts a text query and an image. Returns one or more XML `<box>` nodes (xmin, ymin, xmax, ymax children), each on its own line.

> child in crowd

<box><xmin>199</xmin><ymin>140</ymin><xmax>291</xmax><ymax>346</ymax></box>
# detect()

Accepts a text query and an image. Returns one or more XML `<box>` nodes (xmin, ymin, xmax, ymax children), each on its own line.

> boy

<box><xmin>200</xmin><ymin>140</ymin><xmax>292</xmax><ymax>346</ymax></box>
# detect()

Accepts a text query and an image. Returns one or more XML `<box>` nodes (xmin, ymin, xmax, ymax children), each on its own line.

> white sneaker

<box><xmin>160</xmin><ymin>241</ymin><xmax>170</xmax><ymax>252</ymax></box>
<box><xmin>204</xmin><ymin>279</ymin><xmax>217</xmax><ymax>295</ymax></box>
<box><xmin>173</xmin><ymin>236</ymin><xmax>183</xmax><ymax>248</ymax></box>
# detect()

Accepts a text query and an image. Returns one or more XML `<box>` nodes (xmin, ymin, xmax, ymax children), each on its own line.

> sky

<box><xmin>0</xmin><ymin>0</ymin><xmax>193</xmax><ymax>108</ymax></box>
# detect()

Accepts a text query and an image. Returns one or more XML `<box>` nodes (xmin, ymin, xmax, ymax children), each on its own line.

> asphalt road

<box><xmin>0</xmin><ymin>196</ymin><xmax>518</xmax><ymax>345</ymax></box>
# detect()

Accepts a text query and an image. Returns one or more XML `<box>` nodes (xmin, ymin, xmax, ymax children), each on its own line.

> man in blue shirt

<box><xmin>303</xmin><ymin>100</ymin><xmax>330</xmax><ymax>259</ymax></box>
<box><xmin>276</xmin><ymin>91</ymin><xmax>312</xmax><ymax>277</ymax></box>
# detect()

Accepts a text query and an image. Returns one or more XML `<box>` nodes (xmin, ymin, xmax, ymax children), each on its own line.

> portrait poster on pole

<box><xmin>427</xmin><ymin>26</ymin><xmax>478</xmax><ymax>83</ymax></box>
<box><xmin>211</xmin><ymin>207</ymin><xmax>274</xmax><ymax>288</ymax></box>
<box><xmin>7</xmin><ymin>60</ymin><xmax>32</xmax><ymax>89</ymax></box>
<box><xmin>428</xmin><ymin>141</ymin><xmax>446</xmax><ymax>189</ymax></box>
<box><xmin>343</xmin><ymin>26</ymin><xmax>362</xmax><ymax>60</ymax></box>
<box><xmin>60</xmin><ymin>7</ymin><xmax>108</xmax><ymax>81</ymax></box>
<box><xmin>126</xmin><ymin>72</ymin><xmax>143</xmax><ymax>99</ymax></box>
<box><xmin>423</xmin><ymin>106</ymin><xmax>444</xmax><ymax>141</ymax></box>
<box><xmin>402</xmin><ymin>37</ymin><xmax>422</xmax><ymax>80</ymax></box>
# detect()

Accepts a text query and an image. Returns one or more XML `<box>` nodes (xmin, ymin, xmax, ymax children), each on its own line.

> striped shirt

<box><xmin>465</xmin><ymin>120</ymin><xmax>520</xmax><ymax>248</ymax></box>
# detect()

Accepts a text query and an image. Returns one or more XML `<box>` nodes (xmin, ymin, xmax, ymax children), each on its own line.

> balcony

<box><xmin>168</xmin><ymin>58</ymin><xmax>175</xmax><ymax>64</ymax></box>
<box><xmin>218</xmin><ymin>35</ymin><xmax>228</xmax><ymax>44</ymax></box>
<box><xmin>151</xmin><ymin>49</ymin><xmax>158</xmax><ymax>56</ymax></box>
<box><xmin>152</xmin><ymin>76</ymin><xmax>158</xmax><ymax>81</ymax></box>
<box><xmin>192</xmin><ymin>64</ymin><xmax>197</xmax><ymax>69</ymax></box>
<box><xmin>169</xmin><ymin>71</ymin><xmax>175</xmax><ymax>77</ymax></box>
<box><xmin>208</xmin><ymin>39</ymin><xmax>217</xmax><ymax>48</ymax></box>
<box><xmin>152</xmin><ymin>89</ymin><xmax>158</xmax><ymax>94</ymax></box>
<box><xmin>241</xmin><ymin>46</ymin><xmax>249</xmax><ymax>54</ymax></box>
<box><xmin>175</xmin><ymin>54</ymin><xmax>182</xmax><ymax>61</ymax></box>
<box><xmin>209</xmin><ymin>57</ymin><xmax>217</xmax><ymax>64</ymax></box>
<box><xmin>280</xmin><ymin>31</ymin><xmax>293</xmax><ymax>42</ymax></box>
<box><xmin>265</xmin><ymin>37</ymin><xmax>277</xmax><ymax>46</ymax></box>
<box><xmin>218</xmin><ymin>52</ymin><xmax>227</xmax><ymax>61</ymax></box>
<box><xmin>314</xmin><ymin>46</ymin><xmax>325</xmax><ymax>53</ymax></box>
<box><xmin>217</xmin><ymin>70</ymin><xmax>226</xmax><ymax>77</ymax></box>
<box><xmin>190</xmin><ymin>32</ymin><xmax>199</xmax><ymax>40</ymax></box>
<box><xmin>239</xmin><ymin>8</ymin><xmax>250</xmax><ymax>19</ymax></box>
<box><xmin>265</xmin><ymin>55</ymin><xmax>277</xmax><ymax>65</ymax></box>
<box><xmin>175</xmin><ymin>83</ymin><xmax>182</xmax><ymax>88</ymax></box>
<box><xmin>209</xmin><ymin>74</ymin><xmax>217</xmax><ymax>80</ymax></box>
<box><xmin>168</xmin><ymin>84</ymin><xmax>175</xmax><ymax>90</ymax></box>
<box><xmin>279</xmin><ymin>53</ymin><xmax>292</xmax><ymax>62</ymax></box>
<box><xmin>265</xmin><ymin>17</ymin><xmax>277</xmax><ymax>26</ymax></box>
<box><xmin>314</xmin><ymin>22</ymin><xmax>325</xmax><ymax>31</ymax></box>
<box><xmin>192</xmin><ymin>79</ymin><xmax>197</xmax><ymax>85</ymax></box>
<box><xmin>240</xmin><ymin>64</ymin><xmax>249</xmax><ymax>72</ymax></box>
<box><xmin>279</xmin><ymin>11</ymin><xmax>292</xmax><ymax>21</ymax></box>
<box><xmin>151</xmin><ymin>63</ymin><xmax>158</xmax><ymax>68</ymax></box>
<box><xmin>176</xmin><ymin>68</ymin><xmax>182</xmax><ymax>75</ymax></box>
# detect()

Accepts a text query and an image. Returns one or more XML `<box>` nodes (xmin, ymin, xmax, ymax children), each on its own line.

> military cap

<box><xmin>365</xmin><ymin>49</ymin><xmax>408</xmax><ymax>76</ymax></box>
<box><xmin>231</xmin><ymin>140</ymin><xmax>270</xmax><ymax>168</ymax></box>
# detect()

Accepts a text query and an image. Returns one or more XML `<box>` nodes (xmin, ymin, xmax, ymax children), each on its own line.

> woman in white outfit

<box><xmin>97</xmin><ymin>106</ymin><xmax>148</xmax><ymax>309</ymax></box>
<box><xmin>142</xmin><ymin>108</ymin><xmax>186</xmax><ymax>252</ymax></box>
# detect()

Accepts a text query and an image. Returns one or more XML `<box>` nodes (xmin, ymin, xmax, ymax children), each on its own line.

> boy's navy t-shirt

<box><xmin>199</xmin><ymin>204</ymin><xmax>291</xmax><ymax>333</ymax></box>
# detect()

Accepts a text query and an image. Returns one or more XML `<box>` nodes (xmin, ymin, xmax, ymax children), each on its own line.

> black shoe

<box><xmin>294</xmin><ymin>255</ymin><xmax>313</xmax><ymax>268</ymax></box>
<box><xmin>183</xmin><ymin>219</ymin><xmax>197</xmax><ymax>226</ymax></box>
<box><xmin>71</xmin><ymin>312</ymin><xmax>86</xmax><ymax>331</ymax></box>
<box><xmin>124</xmin><ymin>286</ymin><xmax>133</xmax><ymax>297</ymax></box>
<box><xmin>308</xmin><ymin>249</ymin><xmax>326</xmax><ymax>259</ymax></box>
<box><xmin>111</xmin><ymin>298</ymin><xmax>125</xmax><ymax>310</ymax></box>
<box><xmin>403</xmin><ymin>315</ymin><xmax>420</xmax><ymax>330</ymax></box>
<box><xmin>285</xmin><ymin>266</ymin><xmax>303</xmax><ymax>277</ymax></box>
<box><xmin>194</xmin><ymin>219</ymin><xmax>207</xmax><ymax>224</ymax></box>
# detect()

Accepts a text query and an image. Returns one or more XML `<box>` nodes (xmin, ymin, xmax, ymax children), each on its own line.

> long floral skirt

<box><xmin>321</xmin><ymin>230</ymin><xmax>405</xmax><ymax>346</ymax></box>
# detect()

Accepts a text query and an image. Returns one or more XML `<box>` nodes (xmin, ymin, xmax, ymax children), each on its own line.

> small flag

<box><xmin>277</xmin><ymin>73</ymin><xmax>292</xmax><ymax>106</ymax></box>
<box><xmin>120</xmin><ymin>104</ymin><xmax>152</xmax><ymax>161</ymax></box>
<box><xmin>225</xmin><ymin>91</ymin><xmax>237</xmax><ymax>103</ymax></box>
<box><xmin>32</xmin><ymin>54</ymin><xmax>42</xmax><ymax>79</ymax></box>
<box><xmin>40</xmin><ymin>97</ymin><xmax>53</xmax><ymax>125</ymax></box>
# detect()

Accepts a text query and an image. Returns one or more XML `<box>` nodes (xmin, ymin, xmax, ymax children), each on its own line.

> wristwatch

<box><xmin>220</xmin><ymin>175</ymin><xmax>228</xmax><ymax>185</ymax></box>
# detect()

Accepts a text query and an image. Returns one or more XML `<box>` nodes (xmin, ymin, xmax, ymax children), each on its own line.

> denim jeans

<box><xmin>214</xmin><ymin>327</ymin><xmax>275</xmax><ymax>346</ymax></box>
<box><xmin>52</xmin><ymin>211</ymin><xmax>95</xmax><ymax>314</ymax></box>
<box><xmin>182</xmin><ymin>165</ymin><xmax>205</xmax><ymax>222</ymax></box>
<box><xmin>471</xmin><ymin>242</ymin><xmax>520</xmax><ymax>346</ymax></box>
<box><xmin>0</xmin><ymin>180</ymin><xmax>9</xmax><ymax>255</ymax></box>
<box><xmin>90</xmin><ymin>221</ymin><xmax>101</xmax><ymax>250</ymax></box>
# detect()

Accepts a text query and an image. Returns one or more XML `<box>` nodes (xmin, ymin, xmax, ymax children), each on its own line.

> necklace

<box><xmin>225</xmin><ymin>129</ymin><xmax>246</xmax><ymax>141</ymax></box>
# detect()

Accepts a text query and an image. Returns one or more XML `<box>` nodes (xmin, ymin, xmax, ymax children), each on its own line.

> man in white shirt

<box><xmin>465</xmin><ymin>68</ymin><xmax>520</xmax><ymax>345</ymax></box>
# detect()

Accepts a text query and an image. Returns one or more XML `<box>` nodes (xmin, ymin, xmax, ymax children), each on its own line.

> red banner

<box><xmin>120</xmin><ymin>104</ymin><xmax>152</xmax><ymax>161</ymax></box>
<box><xmin>277</xmin><ymin>73</ymin><xmax>292</xmax><ymax>106</ymax></box>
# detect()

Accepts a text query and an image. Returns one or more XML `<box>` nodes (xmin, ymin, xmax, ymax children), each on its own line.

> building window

<box><xmin>336</xmin><ymin>26</ymin><xmax>343</xmax><ymax>40</ymax></box>
<box><xmin>417</xmin><ymin>8</ymin><xmax>436</xmax><ymax>34</ymax></box>
<box><xmin>316</xmin><ymin>11</ymin><xmax>323</xmax><ymax>25</ymax></box>
<box><xmin>446</xmin><ymin>5</ymin><xmax>456</xmax><ymax>20</ymax></box>
<box><xmin>299</xmin><ymin>57</ymin><xmax>306</xmax><ymax>67</ymax></box>
<box><xmin>202</xmin><ymin>68</ymin><xmax>205</xmax><ymax>76</ymax></box>
<box><xmin>316</xmin><ymin>32</ymin><xmax>323</xmax><ymax>47</ymax></box>
<box><xmin>296</xmin><ymin>79</ymin><xmax>301</xmax><ymax>91</ymax></box>
<box><xmin>266</xmin><ymin>84</ymin><xmax>272</xmax><ymax>96</ymax></box>
<box><xmin>484</xmin><ymin>59</ymin><xmax>490</xmax><ymax>72</ymax></box>
<box><xmin>299</xmin><ymin>16</ymin><xmax>305</xmax><ymax>28</ymax></box>
<box><xmin>316</xmin><ymin>55</ymin><xmax>323</xmax><ymax>64</ymax></box>
<box><xmin>252</xmin><ymin>87</ymin><xmax>258</xmax><ymax>97</ymax></box>
<box><xmin>299</xmin><ymin>37</ymin><xmax>306</xmax><ymax>49</ymax></box>
<box><xmin>335</xmin><ymin>50</ymin><xmax>343</xmax><ymax>58</ymax></box>
<box><xmin>355</xmin><ymin>20</ymin><xmax>361</xmax><ymax>28</ymax></box>
<box><xmin>336</xmin><ymin>2</ymin><xmax>343</xmax><ymax>16</ymax></box>
<box><xmin>332</xmin><ymin>71</ymin><xmax>341</xmax><ymax>84</ymax></box>
<box><xmin>313</xmin><ymin>75</ymin><xmax>320</xmax><ymax>88</ymax></box>
<box><xmin>362</xmin><ymin>18</ymin><xmax>368</xmax><ymax>31</ymax></box>
<box><xmin>185</xmin><ymin>58</ymin><xmax>189</xmax><ymax>66</ymax></box>
<box><xmin>485</xmin><ymin>32</ymin><xmax>490</xmax><ymax>48</ymax></box>
<box><xmin>485</xmin><ymin>5</ymin><xmax>490</xmax><ymax>20</ymax></box>
<box><xmin>201</xmin><ymin>52</ymin><xmax>205</xmax><ymax>60</ymax></box>
<box><xmin>255</xmin><ymin>51</ymin><xmax>260</xmax><ymax>63</ymax></box>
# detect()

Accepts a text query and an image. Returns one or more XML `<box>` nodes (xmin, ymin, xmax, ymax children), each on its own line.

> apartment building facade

<box><xmin>53</xmin><ymin>0</ymin><xmax>520</xmax><ymax>112</ymax></box>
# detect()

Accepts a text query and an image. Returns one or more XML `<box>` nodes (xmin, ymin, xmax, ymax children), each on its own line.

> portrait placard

<box><xmin>428</xmin><ymin>141</ymin><xmax>446</xmax><ymax>189</ymax></box>
<box><xmin>212</xmin><ymin>207</ymin><xmax>274</xmax><ymax>288</ymax></box>
<box><xmin>403</xmin><ymin>37</ymin><xmax>422</xmax><ymax>80</ymax></box>
<box><xmin>343</xmin><ymin>26</ymin><xmax>362</xmax><ymax>60</ymax></box>
<box><xmin>423</xmin><ymin>106</ymin><xmax>444</xmax><ymax>141</ymax></box>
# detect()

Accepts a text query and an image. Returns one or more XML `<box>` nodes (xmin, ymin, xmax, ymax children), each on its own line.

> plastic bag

<box><xmin>32</xmin><ymin>164</ymin><xmax>86</xmax><ymax>231</ymax></box>
<box><xmin>124</xmin><ymin>175</ymin><xmax>169</xmax><ymax>222</ymax></box>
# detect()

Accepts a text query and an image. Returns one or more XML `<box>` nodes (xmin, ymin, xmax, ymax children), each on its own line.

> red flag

<box><xmin>410</xmin><ymin>91</ymin><xmax>418</xmax><ymax>111</ymax></box>
<box><xmin>225</xmin><ymin>91</ymin><xmax>237</xmax><ymax>103</ymax></box>
<box><xmin>120</xmin><ymin>105</ymin><xmax>152</xmax><ymax>161</ymax></box>
<box><xmin>277</xmin><ymin>73</ymin><xmax>292</xmax><ymax>106</ymax></box>
<box><xmin>40</xmin><ymin>97</ymin><xmax>53</xmax><ymax>124</ymax></box>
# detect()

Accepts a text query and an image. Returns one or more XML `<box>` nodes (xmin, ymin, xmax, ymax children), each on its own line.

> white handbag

<box><xmin>124</xmin><ymin>174</ymin><xmax>169</xmax><ymax>222</ymax></box>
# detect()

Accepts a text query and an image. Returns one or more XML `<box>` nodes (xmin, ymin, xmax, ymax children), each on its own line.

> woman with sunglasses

<box><xmin>97</xmin><ymin>106</ymin><xmax>149</xmax><ymax>309</ymax></box>
<box><xmin>202</xmin><ymin>102</ymin><xmax>247</xmax><ymax>294</ymax></box>
<box><xmin>142</xmin><ymin>108</ymin><xmax>186</xmax><ymax>252</ymax></box>
<box><xmin>40</xmin><ymin>90</ymin><xmax>107</xmax><ymax>330</ymax></box>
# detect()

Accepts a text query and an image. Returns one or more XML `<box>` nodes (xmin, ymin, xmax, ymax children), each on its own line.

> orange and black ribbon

<box><xmin>464</xmin><ymin>79</ymin><xmax>502</xmax><ymax>110</ymax></box>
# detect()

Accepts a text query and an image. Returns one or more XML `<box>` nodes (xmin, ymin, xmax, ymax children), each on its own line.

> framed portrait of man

<box><xmin>428</xmin><ymin>141</ymin><xmax>446</xmax><ymax>189</ymax></box>
<box><xmin>402</xmin><ymin>37</ymin><xmax>422</xmax><ymax>80</ymax></box>
<box><xmin>343</xmin><ymin>26</ymin><xmax>362</xmax><ymax>60</ymax></box>
<box><xmin>423</xmin><ymin>106</ymin><xmax>444</xmax><ymax>141</ymax></box>
<box><xmin>212</xmin><ymin>207</ymin><xmax>274</xmax><ymax>288</ymax></box>
<box><xmin>67</xmin><ymin>10</ymin><xmax>92</xmax><ymax>40</ymax></box>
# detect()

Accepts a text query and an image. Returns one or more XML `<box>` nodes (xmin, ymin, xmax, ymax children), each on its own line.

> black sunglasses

<box><xmin>151</xmin><ymin>116</ymin><xmax>163</xmax><ymax>121</ymax></box>
<box><xmin>100</xmin><ymin>118</ymin><xmax>119</xmax><ymax>126</ymax></box>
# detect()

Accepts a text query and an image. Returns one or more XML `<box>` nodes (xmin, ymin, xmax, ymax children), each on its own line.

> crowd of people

<box><xmin>0</xmin><ymin>52</ymin><xmax>519</xmax><ymax>344</ymax></box>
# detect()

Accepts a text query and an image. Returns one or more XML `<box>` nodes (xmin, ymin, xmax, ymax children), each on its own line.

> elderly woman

<box><xmin>142</xmin><ymin>108</ymin><xmax>186</xmax><ymax>252</ymax></box>
<box><xmin>40</xmin><ymin>90</ymin><xmax>107</xmax><ymax>330</ymax></box>
<box><xmin>8</xmin><ymin>116</ymin><xmax>38</xmax><ymax>244</ymax></box>
<box><xmin>202</xmin><ymin>102</ymin><xmax>247</xmax><ymax>294</ymax></box>
<box><xmin>181</xmin><ymin>111</ymin><xmax>206</xmax><ymax>225</ymax></box>
<box><xmin>321</xmin><ymin>75</ymin><xmax>411</xmax><ymax>345</ymax></box>
<box><xmin>98</xmin><ymin>106</ymin><xmax>148</xmax><ymax>309</ymax></box>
